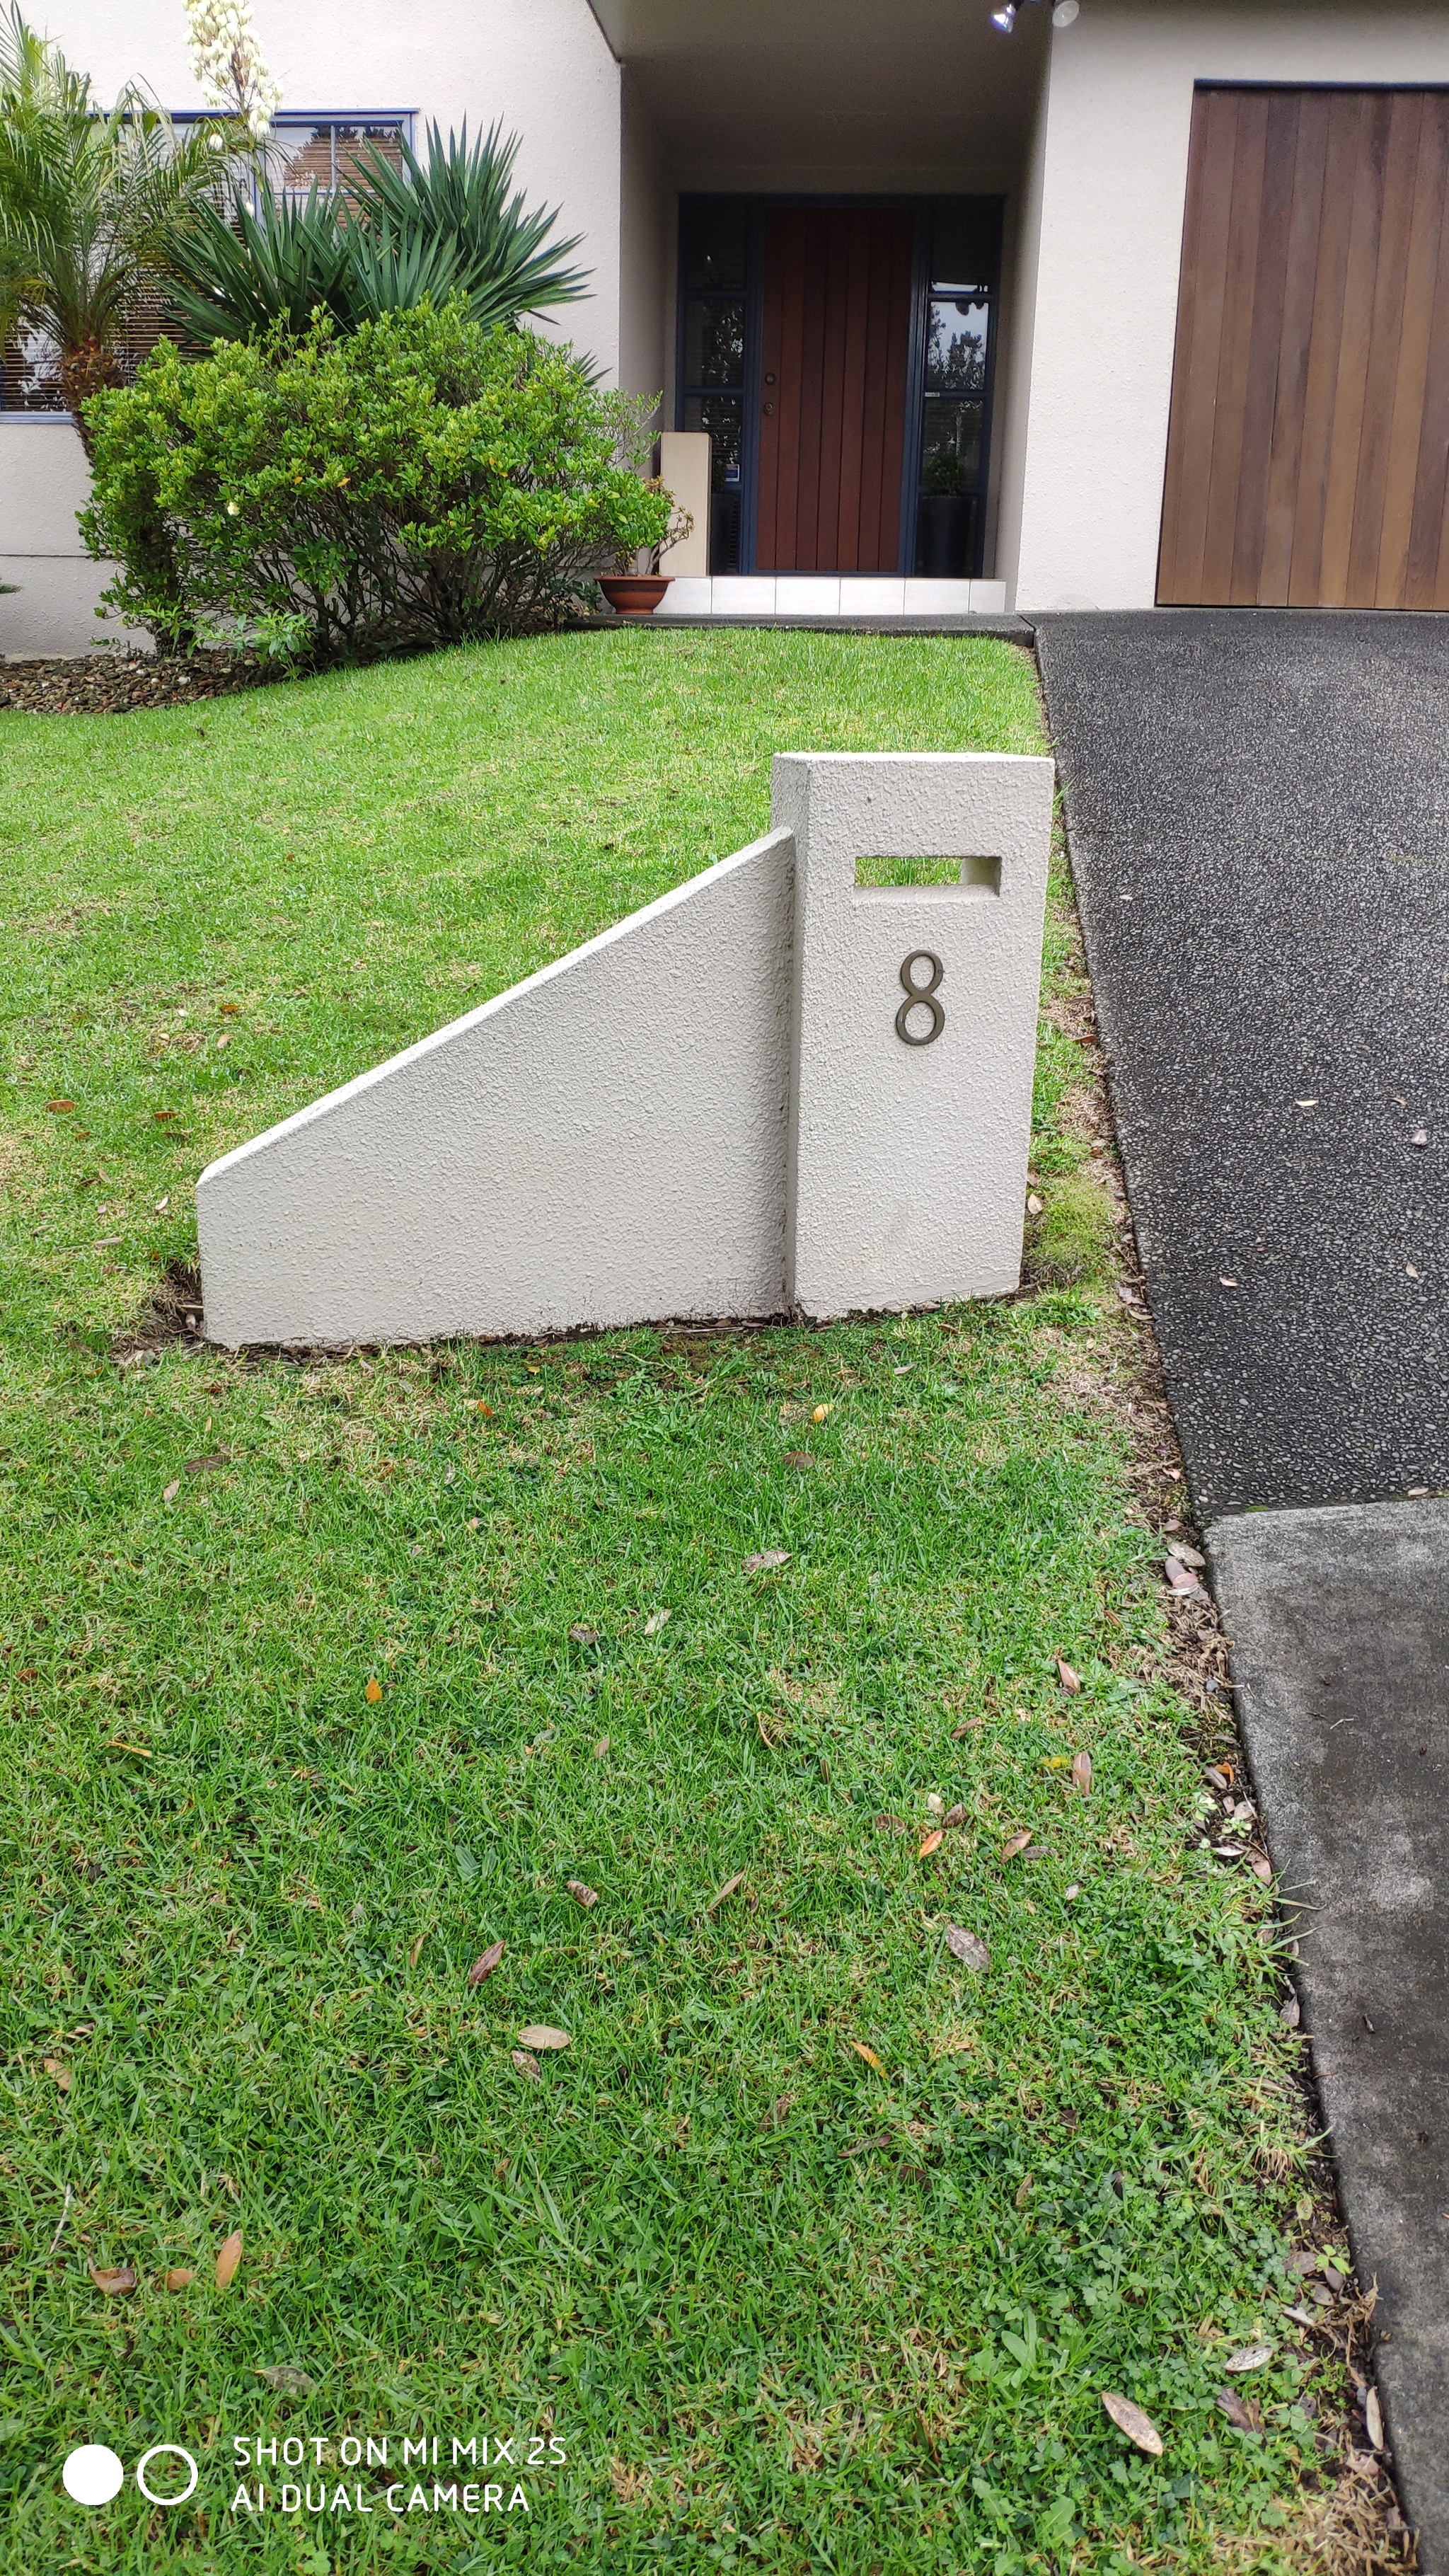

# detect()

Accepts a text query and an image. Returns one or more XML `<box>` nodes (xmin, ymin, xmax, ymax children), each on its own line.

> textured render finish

<box><xmin>198</xmin><ymin>832</ymin><xmax>795</xmax><ymax>1347</ymax></box>
<box><xmin>1208</xmin><ymin>1502</ymin><xmax>1449</xmax><ymax>2575</ymax></box>
<box><xmin>0</xmin><ymin>418</ymin><xmax>146</xmax><ymax>657</ymax></box>
<box><xmin>1007</xmin><ymin>3</ymin><xmax>1449</xmax><ymax>613</ymax></box>
<box><xmin>775</xmin><ymin>752</ymin><xmax>1054</xmax><ymax>1318</ymax></box>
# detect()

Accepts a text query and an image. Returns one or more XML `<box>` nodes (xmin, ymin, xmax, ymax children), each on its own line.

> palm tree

<box><xmin>0</xmin><ymin>7</ymin><xmax>255</xmax><ymax>450</ymax></box>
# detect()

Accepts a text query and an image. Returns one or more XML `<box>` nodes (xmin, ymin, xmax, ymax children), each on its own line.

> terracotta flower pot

<box><xmin>599</xmin><ymin>575</ymin><xmax>671</xmax><ymax>617</ymax></box>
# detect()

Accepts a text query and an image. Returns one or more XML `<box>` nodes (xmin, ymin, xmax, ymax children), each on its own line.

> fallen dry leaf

<box><xmin>942</xmin><ymin>1803</ymin><xmax>966</xmax><ymax>1829</ymax></box>
<box><xmin>215</xmin><ymin>2229</ymin><xmax>244</xmax><ymax>2290</ymax></box>
<box><xmin>1164</xmin><ymin>1556</ymin><xmax>1201</xmax><ymax>1595</ymax></box>
<box><xmin>705</xmin><ymin>1871</ymin><xmax>745</xmax><ymax>1914</ymax></box>
<box><xmin>849</xmin><ymin>2040</ymin><xmax>884</xmax><ymax>2071</ymax></box>
<box><xmin>512</xmin><ymin>2049</ymin><xmax>541</xmax><ymax>2081</ymax></box>
<box><xmin>643</xmin><ymin>1609</ymin><xmax>670</xmax><ymax>1634</ymax></box>
<box><xmin>42</xmin><ymin>2057</ymin><xmax>71</xmax><ymax>2092</ymax></box>
<box><xmin>468</xmin><ymin>1939</ymin><xmax>505</xmax><ymax>1986</ymax></box>
<box><xmin>1167</xmin><ymin>1539</ymin><xmax>1206</xmax><ymax>1570</ymax></box>
<box><xmin>594</xmin><ymin>1736</ymin><xmax>610</xmax><ymax>1758</ymax></box>
<box><xmin>874</xmin><ymin>1813</ymin><xmax>910</xmax><ymax>1834</ymax></box>
<box><xmin>47</xmin><ymin>1099</ymin><xmax>76</xmax><ymax>1113</ymax></box>
<box><xmin>567</xmin><ymin>1880</ymin><xmax>599</xmax><ymax>1909</ymax></box>
<box><xmin>918</xmin><ymin>1829</ymin><xmax>945</xmax><ymax>1858</ymax></box>
<box><xmin>1071</xmin><ymin>1750</ymin><xmax>1094</xmax><ymax>1795</ymax></box>
<box><xmin>164</xmin><ymin>2268</ymin><xmax>195</xmax><ymax>2292</ymax></box>
<box><xmin>1223</xmin><ymin>2343</ymin><xmax>1274</xmax><ymax>2374</ymax></box>
<box><xmin>1056</xmin><ymin>1657</ymin><xmax>1082</xmax><ymax>1693</ymax></box>
<box><xmin>255</xmin><ymin>2364</ymin><xmax>313</xmax><ymax>2396</ymax></box>
<box><xmin>946</xmin><ymin>1926</ymin><xmax>991</xmax><ymax>1972</ymax></box>
<box><xmin>568</xmin><ymin>1623</ymin><xmax>598</xmax><ymax>1645</ymax></box>
<box><xmin>926</xmin><ymin>1793</ymin><xmax>945</xmax><ymax>1815</ymax></box>
<box><xmin>408</xmin><ymin>1931</ymin><xmax>427</xmax><ymax>1970</ymax></box>
<box><xmin>1014</xmin><ymin>2173</ymin><xmax>1034</xmax><ymax>2208</ymax></box>
<box><xmin>517</xmin><ymin>2024</ymin><xmax>570</xmax><ymax>2050</ymax></box>
<box><xmin>1365</xmin><ymin>2388</ymin><xmax>1384</xmax><ymax>2450</ymax></box>
<box><xmin>1001</xmin><ymin>1830</ymin><xmax>1032</xmax><ymax>1861</ymax></box>
<box><xmin>811</xmin><ymin>1403</ymin><xmax>830</xmax><ymax>1422</ymax></box>
<box><xmin>364</xmin><ymin>1677</ymin><xmax>382</xmax><ymax>1703</ymax></box>
<box><xmin>742</xmin><ymin>1550</ymin><xmax>790</xmax><ymax>1574</ymax></box>
<box><xmin>162</xmin><ymin>1478</ymin><xmax>181</xmax><ymax>1504</ymax></box>
<box><xmin>1101</xmin><ymin>2391</ymin><xmax>1164</xmax><ymax>2456</ymax></box>
<box><xmin>88</xmin><ymin>2262</ymin><xmax>137</xmax><ymax>2295</ymax></box>
<box><xmin>1215</xmin><ymin>2386</ymin><xmax>1259</xmax><ymax>2433</ymax></box>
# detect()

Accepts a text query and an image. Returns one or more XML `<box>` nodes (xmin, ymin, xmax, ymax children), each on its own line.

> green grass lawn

<box><xmin>1</xmin><ymin>632</ymin><xmax>1315</xmax><ymax>2575</ymax></box>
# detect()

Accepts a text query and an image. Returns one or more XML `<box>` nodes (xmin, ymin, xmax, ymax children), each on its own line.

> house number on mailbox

<box><xmin>895</xmin><ymin>950</ymin><xmax>945</xmax><ymax>1047</ymax></box>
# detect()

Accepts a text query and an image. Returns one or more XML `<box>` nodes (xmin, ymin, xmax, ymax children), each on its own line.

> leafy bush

<box><xmin>80</xmin><ymin>303</ymin><xmax>672</xmax><ymax>660</ymax></box>
<box><xmin>163</xmin><ymin>121</ymin><xmax>586</xmax><ymax>345</ymax></box>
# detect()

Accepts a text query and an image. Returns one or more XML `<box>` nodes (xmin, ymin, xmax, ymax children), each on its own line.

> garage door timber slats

<box><xmin>1159</xmin><ymin>86</ymin><xmax>1449</xmax><ymax>610</ymax></box>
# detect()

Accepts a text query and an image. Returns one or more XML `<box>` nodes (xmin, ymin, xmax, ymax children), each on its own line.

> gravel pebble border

<box><xmin>0</xmin><ymin>650</ymin><xmax>271</xmax><ymax>715</ymax></box>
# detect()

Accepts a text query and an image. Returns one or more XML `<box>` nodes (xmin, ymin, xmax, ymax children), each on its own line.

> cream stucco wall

<box><xmin>1007</xmin><ymin>0</ymin><xmax>1449</xmax><ymax>614</ymax></box>
<box><xmin>35</xmin><ymin>0</ymin><xmax>625</xmax><ymax>379</ymax></box>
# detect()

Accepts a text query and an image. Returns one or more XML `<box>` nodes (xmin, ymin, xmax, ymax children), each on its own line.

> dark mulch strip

<box><xmin>0</xmin><ymin>650</ymin><xmax>275</xmax><ymax>715</ymax></box>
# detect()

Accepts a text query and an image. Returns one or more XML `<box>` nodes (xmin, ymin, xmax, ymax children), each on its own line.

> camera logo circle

<box><xmin>62</xmin><ymin>2447</ymin><xmax>125</xmax><ymax>2507</ymax></box>
<box><xmin>136</xmin><ymin>2444</ymin><xmax>199</xmax><ymax>2506</ymax></box>
<box><xmin>62</xmin><ymin>2443</ymin><xmax>198</xmax><ymax>2508</ymax></box>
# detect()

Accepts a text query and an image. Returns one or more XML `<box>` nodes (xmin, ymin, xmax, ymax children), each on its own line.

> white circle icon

<box><xmin>62</xmin><ymin>2446</ymin><xmax>125</xmax><ymax>2507</ymax></box>
<box><xmin>135</xmin><ymin>2444</ymin><xmax>199</xmax><ymax>2507</ymax></box>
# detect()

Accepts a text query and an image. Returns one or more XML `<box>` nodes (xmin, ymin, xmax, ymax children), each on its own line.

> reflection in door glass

<box><xmin>915</xmin><ymin>233</ymin><xmax>997</xmax><ymax>580</ymax></box>
<box><xmin>679</xmin><ymin>200</ymin><xmax>751</xmax><ymax>572</ymax></box>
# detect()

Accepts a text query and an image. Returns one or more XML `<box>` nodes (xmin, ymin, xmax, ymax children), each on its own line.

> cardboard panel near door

<box><xmin>1159</xmin><ymin>86</ymin><xmax>1449</xmax><ymax>609</ymax></box>
<box><xmin>756</xmin><ymin>206</ymin><xmax>914</xmax><ymax>575</ymax></box>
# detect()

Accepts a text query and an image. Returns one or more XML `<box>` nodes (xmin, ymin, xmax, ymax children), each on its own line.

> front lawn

<box><xmin>1</xmin><ymin>631</ymin><xmax>1317</xmax><ymax>2574</ymax></box>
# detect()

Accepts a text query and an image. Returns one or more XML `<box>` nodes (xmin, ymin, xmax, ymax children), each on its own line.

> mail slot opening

<box><xmin>853</xmin><ymin>853</ymin><xmax>1002</xmax><ymax>892</ymax></box>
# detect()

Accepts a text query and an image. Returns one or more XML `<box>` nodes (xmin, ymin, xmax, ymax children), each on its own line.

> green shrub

<box><xmin>81</xmin><ymin>303</ymin><xmax>671</xmax><ymax>662</ymax></box>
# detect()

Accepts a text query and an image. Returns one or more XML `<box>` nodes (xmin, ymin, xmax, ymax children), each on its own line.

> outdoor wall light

<box><xmin>989</xmin><ymin>0</ymin><xmax>1080</xmax><ymax>27</ymax></box>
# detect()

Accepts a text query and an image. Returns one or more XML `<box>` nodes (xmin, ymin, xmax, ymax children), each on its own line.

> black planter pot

<box><xmin>916</xmin><ymin>492</ymin><xmax>973</xmax><ymax>580</ymax></box>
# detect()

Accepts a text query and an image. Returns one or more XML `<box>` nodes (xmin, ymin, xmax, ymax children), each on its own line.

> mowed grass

<box><xmin>1</xmin><ymin>633</ymin><xmax>1312</xmax><ymax>2574</ymax></box>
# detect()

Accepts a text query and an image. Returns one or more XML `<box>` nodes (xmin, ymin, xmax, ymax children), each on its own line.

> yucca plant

<box><xmin>0</xmin><ymin>6</ymin><xmax>256</xmax><ymax>449</ymax></box>
<box><xmin>347</xmin><ymin>120</ymin><xmax>587</xmax><ymax>333</ymax></box>
<box><xmin>164</xmin><ymin>120</ymin><xmax>589</xmax><ymax>346</ymax></box>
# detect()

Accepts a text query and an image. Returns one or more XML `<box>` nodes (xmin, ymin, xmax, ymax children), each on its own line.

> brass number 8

<box><xmin>895</xmin><ymin>950</ymin><xmax>945</xmax><ymax>1047</ymax></box>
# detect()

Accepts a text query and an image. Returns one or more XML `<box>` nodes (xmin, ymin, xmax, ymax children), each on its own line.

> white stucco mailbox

<box><xmin>197</xmin><ymin>749</ymin><xmax>1054</xmax><ymax>1347</ymax></box>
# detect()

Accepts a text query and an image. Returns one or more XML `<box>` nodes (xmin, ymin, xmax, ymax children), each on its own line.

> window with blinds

<box><xmin>0</xmin><ymin>111</ymin><xmax>415</xmax><ymax>411</ymax></box>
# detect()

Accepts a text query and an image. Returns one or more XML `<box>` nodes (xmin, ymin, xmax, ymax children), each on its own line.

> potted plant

<box><xmin>916</xmin><ymin>448</ymin><xmax>973</xmax><ymax>580</ymax></box>
<box><xmin>598</xmin><ymin>480</ymin><xmax>692</xmax><ymax>616</ymax></box>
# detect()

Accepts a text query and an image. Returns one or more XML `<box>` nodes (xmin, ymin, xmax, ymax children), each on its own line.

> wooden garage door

<box><xmin>756</xmin><ymin>206</ymin><xmax>913</xmax><ymax>574</ymax></box>
<box><xmin>1158</xmin><ymin>86</ymin><xmax>1449</xmax><ymax>609</ymax></box>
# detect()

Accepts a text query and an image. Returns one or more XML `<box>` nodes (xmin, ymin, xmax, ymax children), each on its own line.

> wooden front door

<box><xmin>1159</xmin><ymin>86</ymin><xmax>1449</xmax><ymax>609</ymax></box>
<box><xmin>756</xmin><ymin>206</ymin><xmax>914</xmax><ymax>574</ymax></box>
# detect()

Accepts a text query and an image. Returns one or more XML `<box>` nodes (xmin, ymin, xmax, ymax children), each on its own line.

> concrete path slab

<box><xmin>1037</xmin><ymin>610</ymin><xmax>1449</xmax><ymax>1521</ymax></box>
<box><xmin>1208</xmin><ymin>1503</ymin><xmax>1449</xmax><ymax>2573</ymax></box>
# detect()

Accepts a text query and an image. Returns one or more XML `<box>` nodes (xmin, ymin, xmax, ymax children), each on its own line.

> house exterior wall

<box><xmin>32</xmin><ymin>0</ymin><xmax>625</xmax><ymax>380</ymax></box>
<box><xmin>1008</xmin><ymin>0</ymin><xmax>1449</xmax><ymax>614</ymax></box>
<box><xmin>0</xmin><ymin>418</ymin><xmax>148</xmax><ymax>657</ymax></box>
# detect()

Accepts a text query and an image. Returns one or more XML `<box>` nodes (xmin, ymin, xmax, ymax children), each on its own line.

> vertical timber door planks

<box><xmin>756</xmin><ymin>206</ymin><xmax>913</xmax><ymax>574</ymax></box>
<box><xmin>1158</xmin><ymin>85</ymin><xmax>1449</xmax><ymax>609</ymax></box>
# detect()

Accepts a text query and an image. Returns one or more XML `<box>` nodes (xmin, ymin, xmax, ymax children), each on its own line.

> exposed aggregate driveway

<box><xmin>1036</xmin><ymin>610</ymin><xmax>1449</xmax><ymax>1521</ymax></box>
<box><xmin>1037</xmin><ymin>610</ymin><xmax>1449</xmax><ymax>2570</ymax></box>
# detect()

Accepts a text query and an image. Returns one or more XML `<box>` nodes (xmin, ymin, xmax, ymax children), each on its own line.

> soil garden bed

<box><xmin>0</xmin><ymin>649</ymin><xmax>270</xmax><ymax>715</ymax></box>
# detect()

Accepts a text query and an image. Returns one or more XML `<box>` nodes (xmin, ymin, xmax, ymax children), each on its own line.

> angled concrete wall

<box><xmin>197</xmin><ymin>832</ymin><xmax>795</xmax><ymax>1347</ymax></box>
<box><xmin>198</xmin><ymin>752</ymin><xmax>1055</xmax><ymax>1349</ymax></box>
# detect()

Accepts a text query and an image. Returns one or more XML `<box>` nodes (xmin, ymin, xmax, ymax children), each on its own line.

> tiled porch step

<box><xmin>654</xmin><ymin>577</ymin><xmax>1008</xmax><ymax>619</ymax></box>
